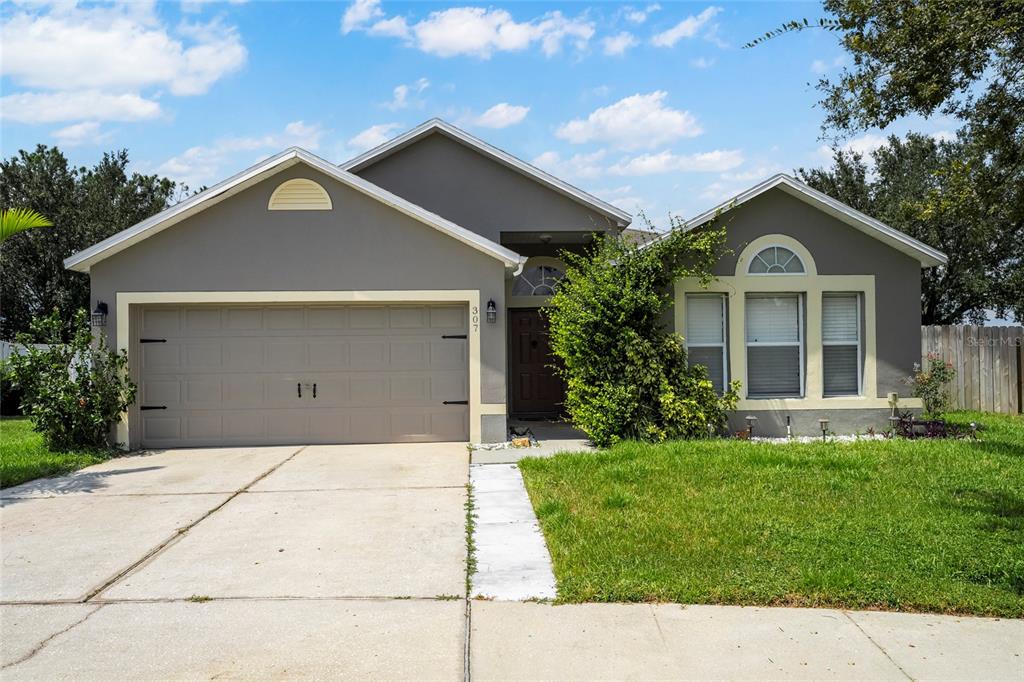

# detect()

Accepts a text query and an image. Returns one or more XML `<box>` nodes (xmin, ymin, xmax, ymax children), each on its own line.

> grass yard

<box><xmin>1</xmin><ymin>417</ymin><xmax>111</xmax><ymax>489</ymax></box>
<box><xmin>519</xmin><ymin>412</ymin><xmax>1024</xmax><ymax>617</ymax></box>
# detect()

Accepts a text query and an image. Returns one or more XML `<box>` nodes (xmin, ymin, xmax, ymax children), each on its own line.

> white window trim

<box><xmin>822</xmin><ymin>293</ymin><xmax>863</xmax><ymax>396</ymax></box>
<box><xmin>744</xmin><ymin>293</ymin><xmax>805</xmax><ymax>399</ymax></box>
<box><xmin>748</xmin><ymin>244</ymin><xmax>807</xmax><ymax>276</ymax></box>
<box><xmin>685</xmin><ymin>293</ymin><xmax>728</xmax><ymax>392</ymax></box>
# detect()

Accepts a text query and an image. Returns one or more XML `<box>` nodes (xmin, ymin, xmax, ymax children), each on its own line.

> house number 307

<box><xmin>471</xmin><ymin>306</ymin><xmax>479</xmax><ymax>332</ymax></box>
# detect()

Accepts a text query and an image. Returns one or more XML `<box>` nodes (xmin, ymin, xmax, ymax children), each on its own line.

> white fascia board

<box><xmin>340</xmin><ymin>118</ymin><xmax>633</xmax><ymax>228</ymax></box>
<box><xmin>64</xmin><ymin>147</ymin><xmax>525</xmax><ymax>273</ymax></box>
<box><xmin>657</xmin><ymin>174</ymin><xmax>947</xmax><ymax>268</ymax></box>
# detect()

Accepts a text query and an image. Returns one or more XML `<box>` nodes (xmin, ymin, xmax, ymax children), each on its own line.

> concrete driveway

<box><xmin>1</xmin><ymin>443</ymin><xmax>469</xmax><ymax>680</ymax></box>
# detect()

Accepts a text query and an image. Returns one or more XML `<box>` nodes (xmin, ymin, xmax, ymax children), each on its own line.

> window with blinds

<box><xmin>745</xmin><ymin>294</ymin><xmax>803</xmax><ymax>397</ymax></box>
<box><xmin>685</xmin><ymin>294</ymin><xmax>727</xmax><ymax>393</ymax></box>
<box><xmin>822</xmin><ymin>293</ymin><xmax>862</xmax><ymax>396</ymax></box>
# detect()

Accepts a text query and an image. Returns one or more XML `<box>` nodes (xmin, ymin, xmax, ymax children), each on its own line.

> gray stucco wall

<box><xmin>676</xmin><ymin>187</ymin><xmax>923</xmax><ymax>398</ymax></box>
<box><xmin>354</xmin><ymin>132</ymin><xmax>619</xmax><ymax>242</ymax></box>
<box><xmin>89</xmin><ymin>163</ymin><xmax>510</xmax><ymax>406</ymax></box>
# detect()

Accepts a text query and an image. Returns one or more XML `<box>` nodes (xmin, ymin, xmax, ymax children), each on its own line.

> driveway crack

<box><xmin>841</xmin><ymin>610</ymin><xmax>913</xmax><ymax>680</ymax></box>
<box><xmin>80</xmin><ymin>446</ymin><xmax>308</xmax><ymax>603</ymax></box>
<box><xmin>1</xmin><ymin>604</ymin><xmax>105</xmax><ymax>670</ymax></box>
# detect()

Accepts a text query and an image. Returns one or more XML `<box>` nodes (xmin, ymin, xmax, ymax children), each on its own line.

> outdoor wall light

<box><xmin>818</xmin><ymin>417</ymin><xmax>830</xmax><ymax>442</ymax></box>
<box><xmin>486</xmin><ymin>299</ymin><xmax>497</xmax><ymax>324</ymax></box>
<box><xmin>91</xmin><ymin>301</ymin><xmax>108</xmax><ymax>328</ymax></box>
<box><xmin>744</xmin><ymin>415</ymin><xmax>757</xmax><ymax>438</ymax></box>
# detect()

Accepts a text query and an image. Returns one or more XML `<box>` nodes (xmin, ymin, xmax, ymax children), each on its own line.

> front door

<box><xmin>509</xmin><ymin>309</ymin><xmax>565</xmax><ymax>417</ymax></box>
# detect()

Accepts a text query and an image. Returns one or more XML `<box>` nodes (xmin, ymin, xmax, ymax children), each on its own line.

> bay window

<box><xmin>822</xmin><ymin>293</ymin><xmax>862</xmax><ymax>396</ymax></box>
<box><xmin>745</xmin><ymin>294</ymin><xmax>804</xmax><ymax>397</ymax></box>
<box><xmin>685</xmin><ymin>294</ymin><xmax>727</xmax><ymax>393</ymax></box>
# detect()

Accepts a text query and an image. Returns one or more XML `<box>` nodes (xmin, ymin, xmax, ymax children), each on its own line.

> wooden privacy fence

<box><xmin>921</xmin><ymin>325</ymin><xmax>1024</xmax><ymax>414</ymax></box>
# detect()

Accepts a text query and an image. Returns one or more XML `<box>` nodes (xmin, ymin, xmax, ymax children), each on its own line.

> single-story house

<box><xmin>65</xmin><ymin>118</ymin><xmax>946</xmax><ymax>448</ymax></box>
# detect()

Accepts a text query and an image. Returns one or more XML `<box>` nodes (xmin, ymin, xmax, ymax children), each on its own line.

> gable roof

<box><xmin>678</xmin><ymin>174</ymin><xmax>948</xmax><ymax>267</ymax></box>
<box><xmin>64</xmin><ymin>147</ymin><xmax>526</xmax><ymax>273</ymax></box>
<box><xmin>340</xmin><ymin>118</ymin><xmax>632</xmax><ymax>228</ymax></box>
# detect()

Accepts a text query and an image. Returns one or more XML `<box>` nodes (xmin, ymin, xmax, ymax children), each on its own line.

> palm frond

<box><xmin>1</xmin><ymin>208</ymin><xmax>54</xmax><ymax>242</ymax></box>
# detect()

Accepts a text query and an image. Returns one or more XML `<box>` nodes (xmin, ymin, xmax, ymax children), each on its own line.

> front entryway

<box><xmin>508</xmin><ymin>309</ymin><xmax>564</xmax><ymax>418</ymax></box>
<box><xmin>135</xmin><ymin>303</ymin><xmax>469</xmax><ymax>447</ymax></box>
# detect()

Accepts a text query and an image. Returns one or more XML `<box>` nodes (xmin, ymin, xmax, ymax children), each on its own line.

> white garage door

<box><xmin>136</xmin><ymin>303</ymin><xmax>469</xmax><ymax>447</ymax></box>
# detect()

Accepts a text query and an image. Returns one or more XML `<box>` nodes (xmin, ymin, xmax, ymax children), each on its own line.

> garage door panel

<box><xmin>137</xmin><ymin>303</ymin><xmax>469</xmax><ymax>447</ymax></box>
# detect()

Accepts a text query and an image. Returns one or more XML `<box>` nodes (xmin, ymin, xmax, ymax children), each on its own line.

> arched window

<box><xmin>512</xmin><ymin>265</ymin><xmax>564</xmax><ymax>296</ymax></box>
<box><xmin>748</xmin><ymin>246</ymin><xmax>805</xmax><ymax>274</ymax></box>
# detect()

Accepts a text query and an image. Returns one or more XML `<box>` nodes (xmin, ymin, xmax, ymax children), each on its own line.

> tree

<box><xmin>748</xmin><ymin>0</ymin><xmax>1023</xmax><ymax>323</ymax></box>
<box><xmin>1</xmin><ymin>208</ymin><xmax>52</xmax><ymax>242</ymax></box>
<box><xmin>0</xmin><ymin>146</ymin><xmax>177</xmax><ymax>339</ymax></box>
<box><xmin>544</xmin><ymin>221</ymin><xmax>739</xmax><ymax>447</ymax></box>
<box><xmin>797</xmin><ymin>133</ymin><xmax>1023</xmax><ymax>324</ymax></box>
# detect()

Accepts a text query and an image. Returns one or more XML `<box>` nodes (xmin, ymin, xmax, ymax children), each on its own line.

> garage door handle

<box><xmin>443</xmin><ymin>400</ymin><xmax>468</xmax><ymax>405</ymax></box>
<box><xmin>140</xmin><ymin>405</ymin><xmax>167</xmax><ymax>410</ymax></box>
<box><xmin>140</xmin><ymin>338</ymin><xmax>167</xmax><ymax>344</ymax></box>
<box><xmin>442</xmin><ymin>334</ymin><xmax>467</xmax><ymax>339</ymax></box>
<box><xmin>313</xmin><ymin>383</ymin><xmax>317</xmax><ymax>399</ymax></box>
<box><xmin>297</xmin><ymin>383</ymin><xmax>302</xmax><ymax>398</ymax></box>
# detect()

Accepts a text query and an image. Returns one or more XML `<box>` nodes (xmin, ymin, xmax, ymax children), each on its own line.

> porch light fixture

<box><xmin>744</xmin><ymin>415</ymin><xmax>757</xmax><ymax>438</ymax></box>
<box><xmin>818</xmin><ymin>417</ymin><xmax>830</xmax><ymax>442</ymax></box>
<box><xmin>91</xmin><ymin>301</ymin><xmax>108</xmax><ymax>328</ymax></box>
<box><xmin>486</xmin><ymin>299</ymin><xmax>497</xmax><ymax>324</ymax></box>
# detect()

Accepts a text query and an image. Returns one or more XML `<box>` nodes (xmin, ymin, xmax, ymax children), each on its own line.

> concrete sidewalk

<box><xmin>471</xmin><ymin>602</ymin><xmax>1024</xmax><ymax>681</ymax></box>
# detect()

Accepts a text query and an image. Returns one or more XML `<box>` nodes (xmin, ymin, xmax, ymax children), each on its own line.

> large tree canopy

<box><xmin>750</xmin><ymin>0</ymin><xmax>1023</xmax><ymax>323</ymax></box>
<box><xmin>0</xmin><ymin>146</ymin><xmax>177</xmax><ymax>339</ymax></box>
<box><xmin>798</xmin><ymin>133</ymin><xmax>1022</xmax><ymax>324</ymax></box>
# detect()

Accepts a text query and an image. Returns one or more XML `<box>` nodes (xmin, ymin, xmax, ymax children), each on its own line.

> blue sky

<box><xmin>0</xmin><ymin>1</ymin><xmax>955</xmax><ymax>224</ymax></box>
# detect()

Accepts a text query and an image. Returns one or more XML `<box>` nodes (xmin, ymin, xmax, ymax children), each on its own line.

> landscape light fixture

<box><xmin>91</xmin><ymin>301</ymin><xmax>108</xmax><ymax>327</ymax></box>
<box><xmin>818</xmin><ymin>417</ymin><xmax>830</xmax><ymax>442</ymax></box>
<box><xmin>744</xmin><ymin>415</ymin><xmax>757</xmax><ymax>438</ymax></box>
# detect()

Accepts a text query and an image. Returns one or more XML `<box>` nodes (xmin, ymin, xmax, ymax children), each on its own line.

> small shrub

<box><xmin>905</xmin><ymin>352</ymin><xmax>956</xmax><ymax>417</ymax></box>
<box><xmin>6</xmin><ymin>309</ymin><xmax>136</xmax><ymax>451</ymax></box>
<box><xmin>544</xmin><ymin>216</ymin><xmax>739</xmax><ymax>448</ymax></box>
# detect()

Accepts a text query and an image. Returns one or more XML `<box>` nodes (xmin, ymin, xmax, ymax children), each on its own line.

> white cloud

<box><xmin>689</xmin><ymin>56</ymin><xmax>714</xmax><ymax>69</ymax></box>
<box><xmin>720</xmin><ymin>165</ymin><xmax>784</xmax><ymax>183</ymax></box>
<box><xmin>651</xmin><ymin>6</ymin><xmax>721</xmax><ymax>48</ymax></box>
<box><xmin>811</xmin><ymin>55</ymin><xmax>848</xmax><ymax>75</ymax></box>
<box><xmin>818</xmin><ymin>133</ymin><xmax>888</xmax><ymax>161</ymax></box>
<box><xmin>624</xmin><ymin>4</ymin><xmax>661</xmax><ymax>24</ymax></box>
<box><xmin>369</xmin><ymin>16</ymin><xmax>410</xmax><ymax>38</ymax></box>
<box><xmin>603</xmin><ymin>32</ymin><xmax>638</xmax><ymax>56</ymax></box>
<box><xmin>347</xmin><ymin>122</ymin><xmax>403</xmax><ymax>152</ymax></box>
<box><xmin>471</xmin><ymin>103</ymin><xmax>530</xmax><ymax>128</ymax></box>
<box><xmin>931</xmin><ymin>130</ymin><xmax>956</xmax><ymax>143</ymax></box>
<box><xmin>51</xmin><ymin>121</ymin><xmax>109</xmax><ymax>147</ymax></box>
<box><xmin>343</xmin><ymin>2</ymin><xmax>594</xmax><ymax>59</ymax></box>
<box><xmin>385</xmin><ymin>78</ymin><xmax>428</xmax><ymax>110</ymax></box>
<box><xmin>156</xmin><ymin>120</ymin><xmax>325</xmax><ymax>189</ymax></box>
<box><xmin>556</xmin><ymin>91</ymin><xmax>702</xmax><ymax>150</ymax></box>
<box><xmin>609</xmin><ymin>149</ymin><xmax>743</xmax><ymax>175</ymax></box>
<box><xmin>181</xmin><ymin>0</ymin><xmax>248</xmax><ymax>13</ymax></box>
<box><xmin>0</xmin><ymin>90</ymin><xmax>162</xmax><ymax>123</ymax></box>
<box><xmin>531</xmin><ymin>150</ymin><xmax>607</xmax><ymax>179</ymax></box>
<box><xmin>811</xmin><ymin>59</ymin><xmax>828</xmax><ymax>74</ymax></box>
<box><xmin>341</xmin><ymin>0</ymin><xmax>384</xmax><ymax>33</ymax></box>
<box><xmin>1</xmin><ymin>6</ymin><xmax>246</xmax><ymax>97</ymax></box>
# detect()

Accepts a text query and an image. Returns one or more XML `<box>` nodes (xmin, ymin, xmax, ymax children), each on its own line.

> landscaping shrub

<box><xmin>906</xmin><ymin>352</ymin><xmax>957</xmax><ymax>417</ymax></box>
<box><xmin>544</xmin><ymin>218</ymin><xmax>739</xmax><ymax>447</ymax></box>
<box><xmin>6</xmin><ymin>309</ymin><xmax>135</xmax><ymax>450</ymax></box>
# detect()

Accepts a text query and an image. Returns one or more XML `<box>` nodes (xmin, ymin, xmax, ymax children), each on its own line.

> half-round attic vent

<box><xmin>268</xmin><ymin>178</ymin><xmax>333</xmax><ymax>211</ymax></box>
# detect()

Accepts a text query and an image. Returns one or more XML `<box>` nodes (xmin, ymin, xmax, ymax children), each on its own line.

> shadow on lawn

<box><xmin>0</xmin><ymin>466</ymin><xmax>164</xmax><ymax>504</ymax></box>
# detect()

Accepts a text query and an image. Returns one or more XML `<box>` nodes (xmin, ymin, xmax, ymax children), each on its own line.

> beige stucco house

<box><xmin>65</xmin><ymin>119</ymin><xmax>946</xmax><ymax>447</ymax></box>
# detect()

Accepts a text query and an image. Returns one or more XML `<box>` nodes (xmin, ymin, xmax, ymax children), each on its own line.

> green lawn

<box><xmin>1</xmin><ymin>417</ymin><xmax>112</xmax><ymax>489</ymax></box>
<box><xmin>519</xmin><ymin>412</ymin><xmax>1024</xmax><ymax>617</ymax></box>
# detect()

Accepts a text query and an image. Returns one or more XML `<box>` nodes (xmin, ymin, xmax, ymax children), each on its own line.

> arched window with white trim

<box><xmin>748</xmin><ymin>246</ymin><xmax>805</xmax><ymax>274</ymax></box>
<box><xmin>512</xmin><ymin>265</ymin><xmax>564</xmax><ymax>296</ymax></box>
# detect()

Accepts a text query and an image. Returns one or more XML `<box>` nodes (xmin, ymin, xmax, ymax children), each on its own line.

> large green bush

<box><xmin>544</xmin><ymin>220</ymin><xmax>740</xmax><ymax>447</ymax></box>
<box><xmin>7</xmin><ymin>309</ymin><xmax>136</xmax><ymax>450</ymax></box>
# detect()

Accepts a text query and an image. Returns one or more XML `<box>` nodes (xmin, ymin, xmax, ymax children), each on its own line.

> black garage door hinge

<box><xmin>140</xmin><ymin>405</ymin><xmax>167</xmax><ymax>410</ymax></box>
<box><xmin>442</xmin><ymin>400</ymin><xmax>468</xmax><ymax>405</ymax></box>
<box><xmin>140</xmin><ymin>338</ymin><xmax>167</xmax><ymax>344</ymax></box>
<box><xmin>441</xmin><ymin>334</ymin><xmax>467</xmax><ymax>339</ymax></box>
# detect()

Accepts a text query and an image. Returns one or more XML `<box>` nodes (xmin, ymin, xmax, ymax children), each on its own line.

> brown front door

<box><xmin>509</xmin><ymin>309</ymin><xmax>565</xmax><ymax>417</ymax></box>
